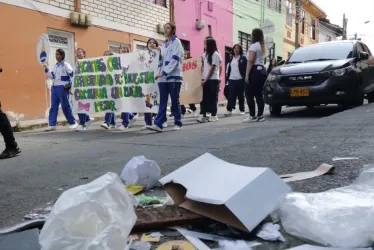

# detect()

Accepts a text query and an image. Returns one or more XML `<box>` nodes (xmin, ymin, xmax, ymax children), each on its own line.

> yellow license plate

<box><xmin>290</xmin><ymin>88</ymin><xmax>309</xmax><ymax>97</ymax></box>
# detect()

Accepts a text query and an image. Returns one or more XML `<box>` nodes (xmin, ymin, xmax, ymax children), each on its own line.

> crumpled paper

<box><xmin>256</xmin><ymin>223</ymin><xmax>286</xmax><ymax>242</ymax></box>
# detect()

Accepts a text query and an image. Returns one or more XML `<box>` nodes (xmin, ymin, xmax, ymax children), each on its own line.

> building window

<box><xmin>208</xmin><ymin>25</ymin><xmax>212</xmax><ymax>37</ymax></box>
<box><xmin>49</xmin><ymin>35</ymin><xmax>68</xmax><ymax>45</ymax></box>
<box><xmin>268</xmin><ymin>0</ymin><xmax>281</xmax><ymax>13</ymax></box>
<box><xmin>108</xmin><ymin>42</ymin><xmax>130</xmax><ymax>53</ymax></box>
<box><xmin>300</xmin><ymin>10</ymin><xmax>305</xmax><ymax>34</ymax></box>
<box><xmin>238</xmin><ymin>31</ymin><xmax>251</xmax><ymax>52</ymax></box>
<box><xmin>286</xmin><ymin>0</ymin><xmax>293</xmax><ymax>27</ymax></box>
<box><xmin>310</xmin><ymin>19</ymin><xmax>316</xmax><ymax>40</ymax></box>
<box><xmin>154</xmin><ymin>0</ymin><xmax>167</xmax><ymax>7</ymax></box>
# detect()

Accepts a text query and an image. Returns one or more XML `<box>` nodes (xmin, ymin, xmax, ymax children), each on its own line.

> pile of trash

<box><xmin>2</xmin><ymin>153</ymin><xmax>374</xmax><ymax>250</ymax></box>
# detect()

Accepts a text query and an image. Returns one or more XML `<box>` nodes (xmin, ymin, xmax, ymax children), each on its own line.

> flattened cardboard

<box><xmin>159</xmin><ymin>153</ymin><xmax>292</xmax><ymax>232</ymax></box>
<box><xmin>281</xmin><ymin>164</ymin><xmax>334</xmax><ymax>183</ymax></box>
<box><xmin>287</xmin><ymin>244</ymin><xmax>372</xmax><ymax>250</ymax></box>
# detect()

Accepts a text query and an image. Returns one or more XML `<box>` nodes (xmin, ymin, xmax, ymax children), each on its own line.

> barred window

<box><xmin>286</xmin><ymin>0</ymin><xmax>293</xmax><ymax>27</ymax></box>
<box><xmin>238</xmin><ymin>31</ymin><xmax>251</xmax><ymax>53</ymax></box>
<box><xmin>49</xmin><ymin>35</ymin><xmax>68</xmax><ymax>45</ymax></box>
<box><xmin>154</xmin><ymin>0</ymin><xmax>167</xmax><ymax>7</ymax></box>
<box><xmin>268</xmin><ymin>0</ymin><xmax>282</xmax><ymax>13</ymax></box>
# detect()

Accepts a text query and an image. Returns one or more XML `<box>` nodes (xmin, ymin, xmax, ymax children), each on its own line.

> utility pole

<box><xmin>295</xmin><ymin>0</ymin><xmax>301</xmax><ymax>49</ymax></box>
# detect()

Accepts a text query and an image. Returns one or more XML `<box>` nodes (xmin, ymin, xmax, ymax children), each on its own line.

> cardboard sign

<box><xmin>281</xmin><ymin>163</ymin><xmax>335</xmax><ymax>183</ymax></box>
<box><xmin>36</xmin><ymin>34</ymin><xmax>50</xmax><ymax>66</ymax></box>
<box><xmin>159</xmin><ymin>153</ymin><xmax>292</xmax><ymax>233</ymax></box>
<box><xmin>180</xmin><ymin>57</ymin><xmax>203</xmax><ymax>105</ymax></box>
<box><xmin>72</xmin><ymin>50</ymin><xmax>160</xmax><ymax>114</ymax></box>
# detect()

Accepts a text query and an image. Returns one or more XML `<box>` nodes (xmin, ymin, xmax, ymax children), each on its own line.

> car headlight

<box><xmin>331</xmin><ymin>65</ymin><xmax>354</xmax><ymax>77</ymax></box>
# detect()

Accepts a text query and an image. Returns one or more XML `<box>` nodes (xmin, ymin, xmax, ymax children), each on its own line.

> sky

<box><xmin>313</xmin><ymin>0</ymin><xmax>374</xmax><ymax>51</ymax></box>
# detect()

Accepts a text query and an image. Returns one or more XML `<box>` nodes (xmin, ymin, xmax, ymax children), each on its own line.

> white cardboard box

<box><xmin>159</xmin><ymin>153</ymin><xmax>292</xmax><ymax>232</ymax></box>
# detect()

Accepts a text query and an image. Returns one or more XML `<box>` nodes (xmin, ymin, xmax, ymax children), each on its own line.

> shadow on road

<box><xmin>278</xmin><ymin>105</ymin><xmax>343</xmax><ymax>118</ymax></box>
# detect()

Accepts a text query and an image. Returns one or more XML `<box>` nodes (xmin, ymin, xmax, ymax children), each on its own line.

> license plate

<box><xmin>290</xmin><ymin>88</ymin><xmax>309</xmax><ymax>97</ymax></box>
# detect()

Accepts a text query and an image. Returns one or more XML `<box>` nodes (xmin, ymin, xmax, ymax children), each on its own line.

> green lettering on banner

<box><xmin>94</xmin><ymin>100</ymin><xmax>117</xmax><ymax>112</ymax></box>
<box><xmin>76</xmin><ymin>87</ymin><xmax>108</xmax><ymax>100</ymax></box>
<box><xmin>124</xmin><ymin>71</ymin><xmax>155</xmax><ymax>85</ymax></box>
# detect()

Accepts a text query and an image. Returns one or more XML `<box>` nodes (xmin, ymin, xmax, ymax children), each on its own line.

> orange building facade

<box><xmin>0</xmin><ymin>0</ymin><xmax>169</xmax><ymax>120</ymax></box>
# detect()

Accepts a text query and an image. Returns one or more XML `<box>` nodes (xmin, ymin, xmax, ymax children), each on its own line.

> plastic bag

<box><xmin>120</xmin><ymin>156</ymin><xmax>161</xmax><ymax>189</ymax></box>
<box><xmin>39</xmin><ymin>172</ymin><xmax>137</xmax><ymax>250</ymax></box>
<box><xmin>278</xmin><ymin>164</ymin><xmax>374</xmax><ymax>248</ymax></box>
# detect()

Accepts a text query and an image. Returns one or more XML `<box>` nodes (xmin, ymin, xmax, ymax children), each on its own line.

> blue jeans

<box><xmin>49</xmin><ymin>86</ymin><xmax>75</xmax><ymax>126</ymax></box>
<box><xmin>154</xmin><ymin>82</ymin><xmax>182</xmax><ymax>129</ymax></box>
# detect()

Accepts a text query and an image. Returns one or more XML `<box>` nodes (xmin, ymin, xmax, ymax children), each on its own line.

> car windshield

<box><xmin>287</xmin><ymin>42</ymin><xmax>353</xmax><ymax>64</ymax></box>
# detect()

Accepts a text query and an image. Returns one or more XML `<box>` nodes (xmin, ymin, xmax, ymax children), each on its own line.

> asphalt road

<box><xmin>1</xmin><ymin>103</ymin><xmax>373</xmax><ymax>248</ymax></box>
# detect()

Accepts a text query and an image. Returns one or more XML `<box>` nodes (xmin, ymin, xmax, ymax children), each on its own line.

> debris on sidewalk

<box><xmin>126</xmin><ymin>185</ymin><xmax>146</xmax><ymax>195</ymax></box>
<box><xmin>136</xmin><ymin>194</ymin><xmax>166</xmax><ymax>206</ymax></box>
<box><xmin>134</xmin><ymin>205</ymin><xmax>203</xmax><ymax>230</ymax></box>
<box><xmin>332</xmin><ymin>157</ymin><xmax>359</xmax><ymax>161</ymax></box>
<box><xmin>141</xmin><ymin>232</ymin><xmax>161</xmax><ymax>242</ymax></box>
<box><xmin>130</xmin><ymin>240</ymin><xmax>151</xmax><ymax>250</ymax></box>
<box><xmin>121</xmin><ymin>155</ymin><xmax>161</xmax><ymax>190</ymax></box>
<box><xmin>256</xmin><ymin>222</ymin><xmax>285</xmax><ymax>242</ymax></box>
<box><xmin>24</xmin><ymin>213</ymin><xmax>49</xmax><ymax>220</ymax></box>
<box><xmin>278</xmin><ymin>164</ymin><xmax>374</xmax><ymax>248</ymax></box>
<box><xmin>287</xmin><ymin>245</ymin><xmax>372</xmax><ymax>250</ymax></box>
<box><xmin>159</xmin><ymin>153</ymin><xmax>291</xmax><ymax>232</ymax></box>
<box><xmin>280</xmin><ymin>163</ymin><xmax>334</xmax><ymax>183</ymax></box>
<box><xmin>39</xmin><ymin>172</ymin><xmax>137</xmax><ymax>250</ymax></box>
<box><xmin>156</xmin><ymin>241</ymin><xmax>196</xmax><ymax>250</ymax></box>
<box><xmin>216</xmin><ymin>240</ymin><xmax>254</xmax><ymax>250</ymax></box>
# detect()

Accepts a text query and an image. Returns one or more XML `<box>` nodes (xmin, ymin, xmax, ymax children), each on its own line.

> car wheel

<box><xmin>269</xmin><ymin>105</ymin><xmax>282</xmax><ymax>116</ymax></box>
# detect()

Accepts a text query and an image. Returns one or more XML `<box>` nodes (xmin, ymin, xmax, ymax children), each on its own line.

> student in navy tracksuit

<box><xmin>44</xmin><ymin>49</ymin><xmax>78</xmax><ymax>131</ymax></box>
<box><xmin>148</xmin><ymin>22</ymin><xmax>184</xmax><ymax>132</ymax></box>
<box><xmin>75</xmin><ymin>48</ymin><xmax>94</xmax><ymax>131</ymax></box>
<box><xmin>244</xmin><ymin>28</ymin><xmax>267</xmax><ymax>123</ymax></box>
<box><xmin>225</xmin><ymin>44</ymin><xmax>247</xmax><ymax>116</ymax></box>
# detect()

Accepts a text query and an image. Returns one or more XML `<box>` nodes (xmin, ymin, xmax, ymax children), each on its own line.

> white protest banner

<box><xmin>180</xmin><ymin>57</ymin><xmax>203</xmax><ymax>105</ymax></box>
<box><xmin>36</xmin><ymin>34</ymin><xmax>50</xmax><ymax>66</ymax></box>
<box><xmin>72</xmin><ymin>50</ymin><xmax>160</xmax><ymax>114</ymax></box>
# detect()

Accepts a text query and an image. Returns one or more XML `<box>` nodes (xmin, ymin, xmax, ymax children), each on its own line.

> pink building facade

<box><xmin>174</xmin><ymin>0</ymin><xmax>233</xmax><ymax>99</ymax></box>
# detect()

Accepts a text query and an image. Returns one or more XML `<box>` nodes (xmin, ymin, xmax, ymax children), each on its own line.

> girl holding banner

<box><xmin>44</xmin><ymin>49</ymin><xmax>78</xmax><ymax>131</ymax></box>
<box><xmin>76</xmin><ymin>48</ymin><xmax>95</xmax><ymax>132</ymax></box>
<box><xmin>148</xmin><ymin>22</ymin><xmax>184</xmax><ymax>132</ymax></box>
<box><xmin>141</xmin><ymin>38</ymin><xmax>168</xmax><ymax>130</ymax></box>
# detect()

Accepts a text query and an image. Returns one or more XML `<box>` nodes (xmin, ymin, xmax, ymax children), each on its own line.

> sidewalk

<box><xmin>10</xmin><ymin>101</ymin><xmax>228</xmax><ymax>131</ymax></box>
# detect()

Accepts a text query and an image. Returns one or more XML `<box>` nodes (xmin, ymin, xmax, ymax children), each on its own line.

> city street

<box><xmin>1</xmin><ymin>103</ymin><xmax>373</xmax><ymax>233</ymax></box>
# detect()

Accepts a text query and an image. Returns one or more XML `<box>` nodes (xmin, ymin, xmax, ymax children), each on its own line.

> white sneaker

<box><xmin>162</xmin><ymin>122</ymin><xmax>168</xmax><ymax>128</ymax></box>
<box><xmin>118</xmin><ymin>125</ymin><xmax>128</xmax><ymax>130</ymax></box>
<box><xmin>69</xmin><ymin>123</ymin><xmax>79</xmax><ymax>129</ymax></box>
<box><xmin>232</xmin><ymin>109</ymin><xmax>237</xmax><ymax>114</ymax></box>
<box><xmin>197</xmin><ymin>115</ymin><xmax>207</xmax><ymax>123</ymax></box>
<box><xmin>86</xmin><ymin>117</ymin><xmax>94</xmax><ymax>126</ymax></box>
<box><xmin>147</xmin><ymin>125</ymin><xmax>162</xmax><ymax>132</ymax></box>
<box><xmin>173</xmin><ymin>125</ymin><xmax>182</xmax><ymax>131</ymax></box>
<box><xmin>224</xmin><ymin>111</ymin><xmax>232</xmax><ymax>117</ymax></box>
<box><xmin>110</xmin><ymin>124</ymin><xmax>116</xmax><ymax>129</ymax></box>
<box><xmin>101</xmin><ymin>123</ymin><xmax>109</xmax><ymax>130</ymax></box>
<box><xmin>206</xmin><ymin>113</ymin><xmax>212</xmax><ymax>117</ymax></box>
<box><xmin>141</xmin><ymin>125</ymin><xmax>151</xmax><ymax>131</ymax></box>
<box><xmin>133</xmin><ymin>114</ymin><xmax>139</xmax><ymax>120</ymax></box>
<box><xmin>45</xmin><ymin>126</ymin><xmax>56</xmax><ymax>131</ymax></box>
<box><xmin>76</xmin><ymin>125</ymin><xmax>86</xmax><ymax>132</ymax></box>
<box><xmin>240</xmin><ymin>111</ymin><xmax>246</xmax><ymax>115</ymax></box>
<box><xmin>192</xmin><ymin>110</ymin><xmax>199</xmax><ymax>117</ymax></box>
<box><xmin>243</xmin><ymin>117</ymin><xmax>258</xmax><ymax>123</ymax></box>
<box><xmin>209</xmin><ymin>116</ymin><xmax>219</xmax><ymax>122</ymax></box>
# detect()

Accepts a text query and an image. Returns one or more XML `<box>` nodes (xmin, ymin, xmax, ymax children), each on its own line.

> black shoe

<box><xmin>0</xmin><ymin>147</ymin><xmax>21</xmax><ymax>159</ymax></box>
<box><xmin>257</xmin><ymin>116</ymin><xmax>265</xmax><ymax>122</ymax></box>
<box><xmin>169</xmin><ymin>113</ymin><xmax>174</xmax><ymax>117</ymax></box>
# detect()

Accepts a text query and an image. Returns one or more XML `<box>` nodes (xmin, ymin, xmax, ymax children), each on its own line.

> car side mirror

<box><xmin>278</xmin><ymin>60</ymin><xmax>285</xmax><ymax>66</ymax></box>
<box><xmin>359</xmin><ymin>51</ymin><xmax>369</xmax><ymax>61</ymax></box>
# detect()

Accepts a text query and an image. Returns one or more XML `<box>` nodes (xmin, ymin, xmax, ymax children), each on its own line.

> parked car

<box><xmin>264</xmin><ymin>40</ymin><xmax>374</xmax><ymax>116</ymax></box>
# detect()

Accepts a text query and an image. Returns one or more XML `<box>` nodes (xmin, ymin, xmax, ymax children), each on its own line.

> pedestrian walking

<box><xmin>148</xmin><ymin>22</ymin><xmax>184</xmax><ymax>132</ymax></box>
<box><xmin>141</xmin><ymin>38</ymin><xmax>167</xmax><ymax>130</ymax></box>
<box><xmin>100</xmin><ymin>46</ymin><xmax>137</xmax><ymax>130</ymax></box>
<box><xmin>198</xmin><ymin>37</ymin><xmax>220</xmax><ymax>123</ymax></box>
<box><xmin>75</xmin><ymin>48</ymin><xmax>95</xmax><ymax>132</ymax></box>
<box><xmin>0</xmin><ymin>102</ymin><xmax>21</xmax><ymax>159</ymax></box>
<box><xmin>267</xmin><ymin>58</ymin><xmax>277</xmax><ymax>75</ymax></box>
<box><xmin>225</xmin><ymin>44</ymin><xmax>247</xmax><ymax>116</ymax></box>
<box><xmin>44</xmin><ymin>49</ymin><xmax>78</xmax><ymax>131</ymax></box>
<box><xmin>244</xmin><ymin>28</ymin><xmax>267</xmax><ymax>123</ymax></box>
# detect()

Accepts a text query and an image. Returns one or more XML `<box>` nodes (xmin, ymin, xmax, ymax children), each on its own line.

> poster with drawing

<box><xmin>72</xmin><ymin>50</ymin><xmax>160</xmax><ymax>114</ymax></box>
<box><xmin>180</xmin><ymin>57</ymin><xmax>203</xmax><ymax>105</ymax></box>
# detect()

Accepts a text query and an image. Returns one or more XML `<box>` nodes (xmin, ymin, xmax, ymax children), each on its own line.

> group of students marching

<box><xmin>43</xmin><ymin>22</ymin><xmax>268</xmax><ymax>133</ymax></box>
